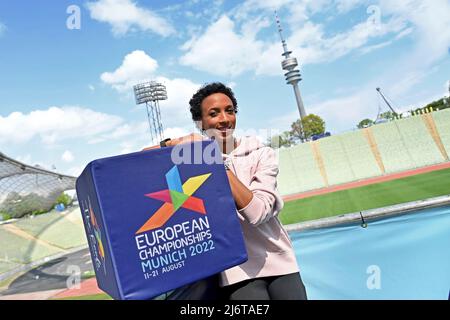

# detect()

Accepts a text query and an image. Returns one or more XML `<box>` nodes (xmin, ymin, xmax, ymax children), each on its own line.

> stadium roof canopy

<box><xmin>0</xmin><ymin>152</ymin><xmax>76</xmax><ymax>219</ymax></box>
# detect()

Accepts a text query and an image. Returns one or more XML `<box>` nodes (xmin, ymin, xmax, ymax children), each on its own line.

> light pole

<box><xmin>133</xmin><ymin>81</ymin><xmax>168</xmax><ymax>143</ymax></box>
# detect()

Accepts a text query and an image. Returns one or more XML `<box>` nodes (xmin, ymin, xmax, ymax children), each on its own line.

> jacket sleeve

<box><xmin>237</xmin><ymin>147</ymin><xmax>284</xmax><ymax>226</ymax></box>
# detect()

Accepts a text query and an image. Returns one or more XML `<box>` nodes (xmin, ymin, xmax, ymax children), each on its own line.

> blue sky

<box><xmin>0</xmin><ymin>0</ymin><xmax>449</xmax><ymax>177</ymax></box>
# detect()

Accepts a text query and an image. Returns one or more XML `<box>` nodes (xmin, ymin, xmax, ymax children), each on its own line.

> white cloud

<box><xmin>301</xmin><ymin>0</ymin><xmax>450</xmax><ymax>131</ymax></box>
<box><xmin>16</xmin><ymin>154</ymin><xmax>32</xmax><ymax>165</ymax></box>
<box><xmin>335</xmin><ymin>0</ymin><xmax>365</xmax><ymax>13</ymax></box>
<box><xmin>96</xmin><ymin>1</ymin><xmax>449</xmax><ymax>137</ymax></box>
<box><xmin>269</xmin><ymin>89</ymin><xmax>373</xmax><ymax>134</ymax></box>
<box><xmin>153</xmin><ymin>76</ymin><xmax>201</xmax><ymax>126</ymax></box>
<box><xmin>359</xmin><ymin>25</ymin><xmax>413</xmax><ymax>55</ymax></box>
<box><xmin>119</xmin><ymin>125</ymin><xmax>191</xmax><ymax>154</ymax></box>
<box><xmin>359</xmin><ymin>40</ymin><xmax>393</xmax><ymax>55</ymax></box>
<box><xmin>319</xmin><ymin>18</ymin><xmax>406</xmax><ymax>59</ymax></box>
<box><xmin>100</xmin><ymin>50</ymin><xmax>202</xmax><ymax>127</ymax></box>
<box><xmin>232</xmin><ymin>0</ymin><xmax>363</xmax><ymax>26</ymax></box>
<box><xmin>378</xmin><ymin>0</ymin><xmax>450</xmax><ymax>67</ymax></box>
<box><xmin>86</xmin><ymin>0</ymin><xmax>175</xmax><ymax>37</ymax></box>
<box><xmin>88</xmin><ymin>121</ymin><xmax>148</xmax><ymax>144</ymax></box>
<box><xmin>389</xmin><ymin>69</ymin><xmax>432</xmax><ymax>98</ymax></box>
<box><xmin>227</xmin><ymin>82</ymin><xmax>237</xmax><ymax>89</ymax></box>
<box><xmin>180</xmin><ymin>5</ymin><xmax>409</xmax><ymax>77</ymax></box>
<box><xmin>88</xmin><ymin>84</ymin><xmax>95</xmax><ymax>91</ymax></box>
<box><xmin>275</xmin><ymin>12</ymin><xmax>408</xmax><ymax>68</ymax></box>
<box><xmin>62</xmin><ymin>150</ymin><xmax>74</xmax><ymax>163</ymax></box>
<box><xmin>119</xmin><ymin>140</ymin><xmax>138</xmax><ymax>155</ymax></box>
<box><xmin>179</xmin><ymin>0</ymin><xmax>447</xmax><ymax>79</ymax></box>
<box><xmin>232</xmin><ymin>0</ymin><xmax>293</xmax><ymax>16</ymax></box>
<box><xmin>111</xmin><ymin>122</ymin><xmax>147</xmax><ymax>139</ymax></box>
<box><xmin>180</xmin><ymin>15</ymin><xmax>264</xmax><ymax>77</ymax></box>
<box><xmin>67</xmin><ymin>166</ymin><xmax>84</xmax><ymax>177</ymax></box>
<box><xmin>394</xmin><ymin>27</ymin><xmax>414</xmax><ymax>40</ymax></box>
<box><xmin>361</xmin><ymin>1</ymin><xmax>450</xmax><ymax>109</ymax></box>
<box><xmin>162</xmin><ymin>126</ymin><xmax>191</xmax><ymax>139</ymax></box>
<box><xmin>309</xmin><ymin>92</ymin><xmax>373</xmax><ymax>130</ymax></box>
<box><xmin>13</xmin><ymin>154</ymin><xmax>55</xmax><ymax>171</ymax></box>
<box><xmin>270</xmin><ymin>67</ymin><xmax>446</xmax><ymax>135</ymax></box>
<box><xmin>0</xmin><ymin>106</ymin><xmax>123</xmax><ymax>145</ymax></box>
<box><xmin>100</xmin><ymin>50</ymin><xmax>158</xmax><ymax>92</ymax></box>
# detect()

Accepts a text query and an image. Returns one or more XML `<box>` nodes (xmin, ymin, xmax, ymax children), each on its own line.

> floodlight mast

<box><xmin>133</xmin><ymin>81</ymin><xmax>168</xmax><ymax>143</ymax></box>
<box><xmin>448</xmin><ymin>80</ymin><xmax>450</xmax><ymax>104</ymax></box>
<box><xmin>376</xmin><ymin>87</ymin><xmax>397</xmax><ymax>114</ymax></box>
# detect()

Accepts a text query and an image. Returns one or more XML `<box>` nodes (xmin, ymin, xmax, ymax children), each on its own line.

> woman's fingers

<box><xmin>142</xmin><ymin>145</ymin><xmax>159</xmax><ymax>151</ymax></box>
<box><xmin>141</xmin><ymin>133</ymin><xmax>206</xmax><ymax>150</ymax></box>
<box><xmin>190</xmin><ymin>133</ymin><xmax>204</xmax><ymax>141</ymax></box>
<box><xmin>177</xmin><ymin>133</ymin><xmax>204</xmax><ymax>145</ymax></box>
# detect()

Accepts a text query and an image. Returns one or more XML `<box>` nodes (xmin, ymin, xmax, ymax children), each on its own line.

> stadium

<box><xmin>1</xmin><ymin>108</ymin><xmax>449</xmax><ymax>299</ymax></box>
<box><xmin>1</xmin><ymin>1</ymin><xmax>450</xmax><ymax>301</ymax></box>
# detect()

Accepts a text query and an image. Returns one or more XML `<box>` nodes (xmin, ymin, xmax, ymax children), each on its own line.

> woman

<box><xmin>146</xmin><ymin>82</ymin><xmax>307</xmax><ymax>300</ymax></box>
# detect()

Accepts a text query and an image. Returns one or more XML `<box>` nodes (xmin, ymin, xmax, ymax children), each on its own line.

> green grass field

<box><xmin>279</xmin><ymin>168</ymin><xmax>450</xmax><ymax>225</ymax></box>
<box><xmin>52</xmin><ymin>293</ymin><xmax>112</xmax><ymax>300</ymax></box>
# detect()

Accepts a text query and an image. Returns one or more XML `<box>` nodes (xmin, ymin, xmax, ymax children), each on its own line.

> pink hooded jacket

<box><xmin>220</xmin><ymin>136</ymin><xmax>299</xmax><ymax>286</ymax></box>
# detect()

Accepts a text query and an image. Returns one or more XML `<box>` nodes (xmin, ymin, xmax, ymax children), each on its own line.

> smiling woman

<box><xmin>145</xmin><ymin>82</ymin><xmax>308</xmax><ymax>300</ymax></box>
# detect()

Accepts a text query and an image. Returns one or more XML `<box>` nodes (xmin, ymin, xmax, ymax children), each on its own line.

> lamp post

<box><xmin>133</xmin><ymin>81</ymin><xmax>168</xmax><ymax>143</ymax></box>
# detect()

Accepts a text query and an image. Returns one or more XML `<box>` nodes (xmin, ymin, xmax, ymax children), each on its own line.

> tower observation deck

<box><xmin>275</xmin><ymin>12</ymin><xmax>307</xmax><ymax>120</ymax></box>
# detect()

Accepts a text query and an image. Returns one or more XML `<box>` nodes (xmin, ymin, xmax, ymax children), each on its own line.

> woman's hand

<box><xmin>166</xmin><ymin>133</ymin><xmax>205</xmax><ymax>147</ymax></box>
<box><xmin>225</xmin><ymin>170</ymin><xmax>253</xmax><ymax>210</ymax></box>
<box><xmin>142</xmin><ymin>133</ymin><xmax>205</xmax><ymax>151</ymax></box>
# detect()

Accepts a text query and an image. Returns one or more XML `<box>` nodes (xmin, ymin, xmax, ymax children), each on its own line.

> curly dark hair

<box><xmin>189</xmin><ymin>82</ymin><xmax>238</xmax><ymax>121</ymax></box>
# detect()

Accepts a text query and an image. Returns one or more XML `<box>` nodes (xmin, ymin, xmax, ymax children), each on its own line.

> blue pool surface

<box><xmin>290</xmin><ymin>205</ymin><xmax>450</xmax><ymax>299</ymax></box>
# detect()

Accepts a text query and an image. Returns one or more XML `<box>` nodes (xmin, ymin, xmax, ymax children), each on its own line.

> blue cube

<box><xmin>76</xmin><ymin>140</ymin><xmax>247</xmax><ymax>300</ymax></box>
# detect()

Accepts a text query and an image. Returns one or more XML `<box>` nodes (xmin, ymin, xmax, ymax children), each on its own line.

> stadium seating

<box><xmin>316</xmin><ymin>135</ymin><xmax>356</xmax><ymax>186</ymax></box>
<box><xmin>277</xmin><ymin>110</ymin><xmax>450</xmax><ymax>196</ymax></box>
<box><xmin>333</xmin><ymin>130</ymin><xmax>382</xmax><ymax>180</ymax></box>
<box><xmin>278</xmin><ymin>143</ymin><xmax>326</xmax><ymax>195</ymax></box>
<box><xmin>394</xmin><ymin>116</ymin><xmax>444</xmax><ymax>167</ymax></box>
<box><xmin>370</xmin><ymin>121</ymin><xmax>416</xmax><ymax>173</ymax></box>
<box><xmin>432</xmin><ymin>109</ymin><xmax>450</xmax><ymax>158</ymax></box>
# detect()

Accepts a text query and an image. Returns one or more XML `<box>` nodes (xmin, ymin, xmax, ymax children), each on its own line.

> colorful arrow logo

<box><xmin>136</xmin><ymin>165</ymin><xmax>212</xmax><ymax>234</ymax></box>
<box><xmin>90</xmin><ymin>206</ymin><xmax>105</xmax><ymax>260</ymax></box>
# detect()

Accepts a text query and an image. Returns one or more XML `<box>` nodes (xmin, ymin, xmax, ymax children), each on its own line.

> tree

<box><xmin>55</xmin><ymin>192</ymin><xmax>73</xmax><ymax>207</ymax></box>
<box><xmin>2</xmin><ymin>192</ymin><xmax>48</xmax><ymax>218</ymax></box>
<box><xmin>423</xmin><ymin>97</ymin><xmax>449</xmax><ymax>111</ymax></box>
<box><xmin>268</xmin><ymin>131</ymin><xmax>295</xmax><ymax>149</ymax></box>
<box><xmin>357</xmin><ymin>119</ymin><xmax>374</xmax><ymax>129</ymax></box>
<box><xmin>379</xmin><ymin>111</ymin><xmax>397</xmax><ymax>121</ymax></box>
<box><xmin>291</xmin><ymin>114</ymin><xmax>325</xmax><ymax>142</ymax></box>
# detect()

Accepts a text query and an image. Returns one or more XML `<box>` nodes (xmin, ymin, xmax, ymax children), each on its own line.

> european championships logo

<box><xmin>134</xmin><ymin>165</ymin><xmax>215</xmax><ymax>279</ymax></box>
<box><xmin>90</xmin><ymin>205</ymin><xmax>105</xmax><ymax>260</ymax></box>
<box><xmin>136</xmin><ymin>165</ymin><xmax>212</xmax><ymax>234</ymax></box>
<box><xmin>84</xmin><ymin>198</ymin><xmax>106</xmax><ymax>275</ymax></box>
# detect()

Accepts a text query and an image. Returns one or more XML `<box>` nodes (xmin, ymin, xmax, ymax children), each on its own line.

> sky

<box><xmin>0</xmin><ymin>0</ymin><xmax>449</xmax><ymax>177</ymax></box>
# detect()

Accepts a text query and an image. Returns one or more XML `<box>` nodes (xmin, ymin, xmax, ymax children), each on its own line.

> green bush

<box><xmin>0</xmin><ymin>212</ymin><xmax>12</xmax><ymax>221</ymax></box>
<box><xmin>2</xmin><ymin>192</ymin><xmax>52</xmax><ymax>218</ymax></box>
<box><xmin>424</xmin><ymin>97</ymin><xmax>449</xmax><ymax>111</ymax></box>
<box><xmin>55</xmin><ymin>192</ymin><xmax>73</xmax><ymax>207</ymax></box>
<box><xmin>31</xmin><ymin>209</ymin><xmax>47</xmax><ymax>216</ymax></box>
